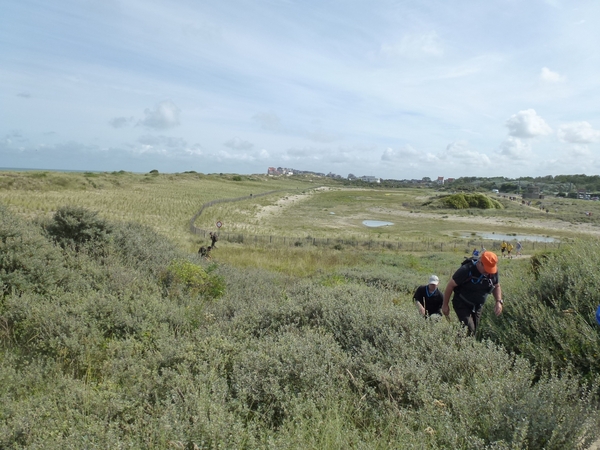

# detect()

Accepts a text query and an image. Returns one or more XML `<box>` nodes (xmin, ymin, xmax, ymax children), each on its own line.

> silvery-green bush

<box><xmin>483</xmin><ymin>239</ymin><xmax>600</xmax><ymax>382</ymax></box>
<box><xmin>0</xmin><ymin>206</ymin><xmax>598</xmax><ymax>449</ymax></box>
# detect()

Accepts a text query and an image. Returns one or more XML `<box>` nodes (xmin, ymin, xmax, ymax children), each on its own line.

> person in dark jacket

<box><xmin>414</xmin><ymin>275</ymin><xmax>444</xmax><ymax>317</ymax></box>
<box><xmin>442</xmin><ymin>251</ymin><xmax>503</xmax><ymax>334</ymax></box>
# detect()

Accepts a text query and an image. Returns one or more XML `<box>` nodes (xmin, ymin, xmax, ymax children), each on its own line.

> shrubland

<box><xmin>1</xmin><ymin>204</ymin><xmax>599</xmax><ymax>449</ymax></box>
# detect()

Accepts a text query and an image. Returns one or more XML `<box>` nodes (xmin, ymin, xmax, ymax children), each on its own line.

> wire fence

<box><xmin>189</xmin><ymin>190</ymin><xmax>563</xmax><ymax>253</ymax></box>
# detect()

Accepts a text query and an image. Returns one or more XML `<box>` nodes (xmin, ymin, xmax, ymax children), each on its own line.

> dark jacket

<box><xmin>413</xmin><ymin>285</ymin><xmax>443</xmax><ymax>316</ymax></box>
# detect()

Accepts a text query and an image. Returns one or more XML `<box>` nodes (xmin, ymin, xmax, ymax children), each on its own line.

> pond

<box><xmin>363</xmin><ymin>220</ymin><xmax>394</xmax><ymax>228</ymax></box>
<box><xmin>459</xmin><ymin>232</ymin><xmax>558</xmax><ymax>243</ymax></box>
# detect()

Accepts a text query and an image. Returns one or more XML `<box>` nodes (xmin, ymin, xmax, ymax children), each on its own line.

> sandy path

<box><xmin>254</xmin><ymin>187</ymin><xmax>330</xmax><ymax>221</ymax></box>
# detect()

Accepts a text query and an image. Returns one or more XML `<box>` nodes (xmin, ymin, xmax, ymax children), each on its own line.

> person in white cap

<box><xmin>413</xmin><ymin>275</ymin><xmax>444</xmax><ymax>317</ymax></box>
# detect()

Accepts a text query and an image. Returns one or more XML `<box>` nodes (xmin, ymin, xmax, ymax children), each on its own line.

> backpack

<box><xmin>460</xmin><ymin>256</ymin><xmax>477</xmax><ymax>267</ymax></box>
<box><xmin>454</xmin><ymin>256</ymin><xmax>497</xmax><ymax>301</ymax></box>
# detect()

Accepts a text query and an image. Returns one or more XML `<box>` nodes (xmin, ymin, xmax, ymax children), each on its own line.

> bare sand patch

<box><xmin>255</xmin><ymin>187</ymin><xmax>330</xmax><ymax>221</ymax></box>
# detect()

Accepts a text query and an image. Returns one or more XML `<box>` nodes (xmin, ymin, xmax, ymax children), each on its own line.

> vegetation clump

<box><xmin>483</xmin><ymin>239</ymin><xmax>600</xmax><ymax>381</ymax></box>
<box><xmin>441</xmin><ymin>193</ymin><xmax>503</xmax><ymax>209</ymax></box>
<box><xmin>44</xmin><ymin>205</ymin><xmax>112</xmax><ymax>251</ymax></box>
<box><xmin>162</xmin><ymin>259</ymin><xmax>225</xmax><ymax>300</ymax></box>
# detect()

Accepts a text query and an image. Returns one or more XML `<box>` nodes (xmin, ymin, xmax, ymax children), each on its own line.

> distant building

<box><xmin>437</xmin><ymin>176</ymin><xmax>444</xmax><ymax>184</ymax></box>
<box><xmin>446</xmin><ymin>178</ymin><xmax>455</xmax><ymax>183</ymax></box>
<box><xmin>522</xmin><ymin>185</ymin><xmax>543</xmax><ymax>199</ymax></box>
<box><xmin>360</xmin><ymin>176</ymin><xmax>381</xmax><ymax>183</ymax></box>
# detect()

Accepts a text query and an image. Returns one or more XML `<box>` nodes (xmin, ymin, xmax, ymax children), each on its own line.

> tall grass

<box><xmin>0</xmin><ymin>171</ymin><xmax>322</xmax><ymax>250</ymax></box>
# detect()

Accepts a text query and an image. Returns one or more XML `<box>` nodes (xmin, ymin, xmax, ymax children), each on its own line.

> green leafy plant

<box><xmin>162</xmin><ymin>258</ymin><xmax>225</xmax><ymax>300</ymax></box>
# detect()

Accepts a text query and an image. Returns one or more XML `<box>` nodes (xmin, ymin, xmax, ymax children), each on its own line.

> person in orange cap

<box><xmin>442</xmin><ymin>251</ymin><xmax>503</xmax><ymax>334</ymax></box>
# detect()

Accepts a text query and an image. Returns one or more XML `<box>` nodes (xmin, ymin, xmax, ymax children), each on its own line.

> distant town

<box><xmin>267</xmin><ymin>167</ymin><xmax>600</xmax><ymax>200</ymax></box>
<box><xmin>267</xmin><ymin>166</ymin><xmax>453</xmax><ymax>185</ymax></box>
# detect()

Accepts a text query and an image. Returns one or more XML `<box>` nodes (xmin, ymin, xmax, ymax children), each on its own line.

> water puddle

<box><xmin>363</xmin><ymin>220</ymin><xmax>394</xmax><ymax>227</ymax></box>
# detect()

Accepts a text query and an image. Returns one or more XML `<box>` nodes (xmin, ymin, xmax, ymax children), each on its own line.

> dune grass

<box><xmin>0</xmin><ymin>171</ymin><xmax>325</xmax><ymax>250</ymax></box>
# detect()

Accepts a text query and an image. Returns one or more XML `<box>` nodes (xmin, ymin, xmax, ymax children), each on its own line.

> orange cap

<box><xmin>480</xmin><ymin>251</ymin><xmax>498</xmax><ymax>274</ymax></box>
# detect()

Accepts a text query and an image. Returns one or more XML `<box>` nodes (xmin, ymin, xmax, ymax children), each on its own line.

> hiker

<box><xmin>506</xmin><ymin>242</ymin><xmax>513</xmax><ymax>259</ymax></box>
<box><xmin>442</xmin><ymin>251</ymin><xmax>503</xmax><ymax>335</ymax></box>
<box><xmin>209</xmin><ymin>231</ymin><xmax>219</xmax><ymax>248</ymax></box>
<box><xmin>516</xmin><ymin>241</ymin><xmax>522</xmax><ymax>256</ymax></box>
<box><xmin>500</xmin><ymin>241</ymin><xmax>507</xmax><ymax>258</ymax></box>
<box><xmin>198</xmin><ymin>245</ymin><xmax>212</xmax><ymax>259</ymax></box>
<box><xmin>413</xmin><ymin>275</ymin><xmax>444</xmax><ymax>317</ymax></box>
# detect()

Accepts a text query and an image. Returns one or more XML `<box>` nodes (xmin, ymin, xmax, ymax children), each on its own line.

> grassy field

<box><xmin>0</xmin><ymin>170</ymin><xmax>327</xmax><ymax>252</ymax></box>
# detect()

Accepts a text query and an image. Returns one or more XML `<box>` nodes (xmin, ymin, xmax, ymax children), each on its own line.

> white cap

<box><xmin>428</xmin><ymin>275</ymin><xmax>439</xmax><ymax>285</ymax></box>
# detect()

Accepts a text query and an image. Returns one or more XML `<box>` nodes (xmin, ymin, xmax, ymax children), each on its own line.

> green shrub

<box><xmin>45</xmin><ymin>206</ymin><xmax>112</xmax><ymax>251</ymax></box>
<box><xmin>442</xmin><ymin>193</ymin><xmax>503</xmax><ymax>210</ymax></box>
<box><xmin>0</xmin><ymin>205</ymin><xmax>66</xmax><ymax>296</ymax></box>
<box><xmin>483</xmin><ymin>239</ymin><xmax>600</xmax><ymax>380</ymax></box>
<box><xmin>162</xmin><ymin>259</ymin><xmax>225</xmax><ymax>300</ymax></box>
<box><xmin>110</xmin><ymin>222</ymin><xmax>179</xmax><ymax>277</ymax></box>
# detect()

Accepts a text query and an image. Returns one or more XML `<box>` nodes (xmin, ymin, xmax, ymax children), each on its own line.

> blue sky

<box><xmin>2</xmin><ymin>0</ymin><xmax>600</xmax><ymax>179</ymax></box>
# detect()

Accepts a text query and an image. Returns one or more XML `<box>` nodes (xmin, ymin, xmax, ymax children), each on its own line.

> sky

<box><xmin>2</xmin><ymin>0</ymin><xmax>600</xmax><ymax>179</ymax></box>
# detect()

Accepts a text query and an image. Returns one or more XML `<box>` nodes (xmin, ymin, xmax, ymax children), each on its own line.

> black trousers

<box><xmin>452</xmin><ymin>297</ymin><xmax>483</xmax><ymax>335</ymax></box>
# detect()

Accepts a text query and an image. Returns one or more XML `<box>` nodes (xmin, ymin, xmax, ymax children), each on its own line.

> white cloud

<box><xmin>380</xmin><ymin>31</ymin><xmax>443</xmax><ymax>58</ymax></box>
<box><xmin>381</xmin><ymin>145</ymin><xmax>419</xmax><ymax>161</ymax></box>
<box><xmin>184</xmin><ymin>144</ymin><xmax>204</xmax><ymax>156</ymax></box>
<box><xmin>440</xmin><ymin>141</ymin><xmax>491</xmax><ymax>166</ymax></box>
<box><xmin>540</xmin><ymin>67</ymin><xmax>566</xmax><ymax>83</ymax></box>
<box><xmin>557</xmin><ymin>121</ymin><xmax>600</xmax><ymax>144</ymax></box>
<box><xmin>505</xmin><ymin>109</ymin><xmax>552</xmax><ymax>138</ymax></box>
<box><xmin>140</xmin><ymin>100</ymin><xmax>181</xmax><ymax>130</ymax></box>
<box><xmin>499</xmin><ymin>136</ymin><xmax>532</xmax><ymax>160</ymax></box>
<box><xmin>224</xmin><ymin>137</ymin><xmax>254</xmax><ymax>150</ymax></box>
